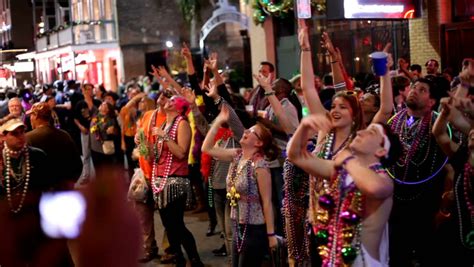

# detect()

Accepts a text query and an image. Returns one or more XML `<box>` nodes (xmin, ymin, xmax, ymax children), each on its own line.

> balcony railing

<box><xmin>36</xmin><ymin>36</ymin><xmax>48</xmax><ymax>52</ymax></box>
<box><xmin>35</xmin><ymin>21</ymin><xmax>117</xmax><ymax>52</ymax></box>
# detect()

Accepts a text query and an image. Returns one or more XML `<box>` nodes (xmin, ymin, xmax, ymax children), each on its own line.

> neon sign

<box><xmin>344</xmin><ymin>0</ymin><xmax>416</xmax><ymax>19</ymax></box>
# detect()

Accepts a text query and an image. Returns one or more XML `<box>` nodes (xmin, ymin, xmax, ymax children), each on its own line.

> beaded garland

<box><xmin>227</xmin><ymin>152</ymin><xmax>253</xmax><ymax>253</ymax></box>
<box><xmin>389</xmin><ymin>109</ymin><xmax>447</xmax><ymax>185</ymax></box>
<box><xmin>282</xmin><ymin>158</ymin><xmax>310</xmax><ymax>262</ymax></box>
<box><xmin>2</xmin><ymin>144</ymin><xmax>31</xmax><ymax>214</ymax></box>
<box><xmin>313</xmin><ymin>163</ymin><xmax>385</xmax><ymax>266</ymax></box>
<box><xmin>151</xmin><ymin>116</ymin><xmax>183</xmax><ymax>195</ymax></box>
<box><xmin>455</xmin><ymin>162</ymin><xmax>474</xmax><ymax>250</ymax></box>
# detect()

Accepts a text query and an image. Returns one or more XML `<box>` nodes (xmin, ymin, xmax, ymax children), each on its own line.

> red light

<box><xmin>470</xmin><ymin>16</ymin><xmax>474</xmax><ymax>21</ymax></box>
<box><xmin>404</xmin><ymin>9</ymin><xmax>415</xmax><ymax>19</ymax></box>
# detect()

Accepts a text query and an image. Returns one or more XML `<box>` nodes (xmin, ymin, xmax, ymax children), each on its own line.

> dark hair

<box><xmin>104</xmin><ymin>91</ymin><xmax>119</xmax><ymax>101</ymax></box>
<box><xmin>323</xmin><ymin>74</ymin><xmax>334</xmax><ymax>86</ymax></box>
<box><xmin>332</xmin><ymin>91</ymin><xmax>364</xmax><ymax>132</ymax></box>
<box><xmin>378</xmin><ymin>123</ymin><xmax>402</xmax><ymax>168</ymax></box>
<box><xmin>103</xmin><ymin>102</ymin><xmax>116</xmax><ymax>118</ymax></box>
<box><xmin>410</xmin><ymin>64</ymin><xmax>422</xmax><ymax>73</ymax></box>
<box><xmin>42</xmin><ymin>84</ymin><xmax>52</xmax><ymax>92</ymax></box>
<box><xmin>425</xmin><ymin>59</ymin><xmax>439</xmax><ymax>68</ymax></box>
<box><xmin>272</xmin><ymin>78</ymin><xmax>292</xmax><ymax>98</ymax></box>
<box><xmin>260</xmin><ymin>61</ymin><xmax>275</xmax><ymax>73</ymax></box>
<box><xmin>255</xmin><ymin>123</ymin><xmax>281</xmax><ymax>161</ymax></box>
<box><xmin>414</xmin><ymin>77</ymin><xmax>438</xmax><ymax>100</ymax></box>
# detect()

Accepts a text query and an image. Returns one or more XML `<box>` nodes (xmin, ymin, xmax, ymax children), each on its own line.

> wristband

<box><xmin>331</xmin><ymin>60</ymin><xmax>339</xmax><ymax>64</ymax></box>
<box><xmin>342</xmin><ymin>155</ymin><xmax>355</xmax><ymax>168</ymax></box>
<box><xmin>301</xmin><ymin>47</ymin><xmax>311</xmax><ymax>52</ymax></box>
<box><xmin>264</xmin><ymin>91</ymin><xmax>275</xmax><ymax>96</ymax></box>
<box><xmin>267</xmin><ymin>233</ymin><xmax>276</xmax><ymax>237</ymax></box>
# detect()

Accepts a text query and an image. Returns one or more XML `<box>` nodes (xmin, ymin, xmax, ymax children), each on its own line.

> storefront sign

<box><xmin>344</xmin><ymin>0</ymin><xmax>415</xmax><ymax>19</ymax></box>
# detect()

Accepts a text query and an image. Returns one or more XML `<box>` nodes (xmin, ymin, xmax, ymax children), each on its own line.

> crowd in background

<box><xmin>0</xmin><ymin>20</ymin><xmax>473</xmax><ymax>267</ymax></box>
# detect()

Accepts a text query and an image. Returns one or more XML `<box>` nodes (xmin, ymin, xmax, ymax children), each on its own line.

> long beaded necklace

<box><xmin>309</xmin><ymin>131</ymin><xmax>353</xmax><ymax>226</ymax></box>
<box><xmin>283</xmin><ymin>158</ymin><xmax>310</xmax><ymax>262</ymax></box>
<box><xmin>314</xmin><ymin>163</ymin><xmax>385</xmax><ymax>266</ymax></box>
<box><xmin>455</xmin><ymin>161</ymin><xmax>474</xmax><ymax>249</ymax></box>
<box><xmin>151</xmin><ymin>116</ymin><xmax>182</xmax><ymax>195</ymax></box>
<box><xmin>389</xmin><ymin>109</ymin><xmax>445</xmax><ymax>185</ymax></box>
<box><xmin>227</xmin><ymin>152</ymin><xmax>253</xmax><ymax>252</ymax></box>
<box><xmin>2</xmin><ymin>144</ymin><xmax>31</xmax><ymax>214</ymax></box>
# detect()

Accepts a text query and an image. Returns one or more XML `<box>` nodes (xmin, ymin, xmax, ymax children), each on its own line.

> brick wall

<box><xmin>409</xmin><ymin>1</ymin><xmax>443</xmax><ymax>75</ymax></box>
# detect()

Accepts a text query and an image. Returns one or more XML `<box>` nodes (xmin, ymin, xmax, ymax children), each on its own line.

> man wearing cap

<box><xmin>26</xmin><ymin>102</ymin><xmax>83</xmax><ymax>191</ymax></box>
<box><xmin>0</xmin><ymin>118</ymin><xmax>49</xmax><ymax>265</ymax></box>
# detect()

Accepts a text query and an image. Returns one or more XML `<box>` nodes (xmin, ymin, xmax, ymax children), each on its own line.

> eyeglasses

<box><xmin>248</xmin><ymin>128</ymin><xmax>262</xmax><ymax>140</ymax></box>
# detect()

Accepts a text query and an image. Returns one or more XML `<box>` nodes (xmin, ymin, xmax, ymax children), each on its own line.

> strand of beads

<box><xmin>233</xmin><ymin>159</ymin><xmax>252</xmax><ymax>253</ymax></box>
<box><xmin>3</xmin><ymin>145</ymin><xmax>30</xmax><ymax>214</ymax></box>
<box><xmin>462</xmin><ymin>163</ymin><xmax>474</xmax><ymax>249</ymax></box>
<box><xmin>283</xmin><ymin>159</ymin><xmax>310</xmax><ymax>262</ymax></box>
<box><xmin>151</xmin><ymin>116</ymin><xmax>182</xmax><ymax>195</ymax></box>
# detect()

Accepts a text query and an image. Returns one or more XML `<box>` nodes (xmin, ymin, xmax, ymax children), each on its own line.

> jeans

<box><xmin>232</xmin><ymin>223</ymin><xmax>268</xmax><ymax>267</ymax></box>
<box><xmin>77</xmin><ymin>132</ymin><xmax>92</xmax><ymax>183</ymax></box>
<box><xmin>158</xmin><ymin>196</ymin><xmax>201</xmax><ymax>261</ymax></box>
<box><xmin>214</xmin><ymin>189</ymin><xmax>233</xmax><ymax>263</ymax></box>
<box><xmin>270</xmin><ymin>166</ymin><xmax>284</xmax><ymax>236</ymax></box>
<box><xmin>134</xmin><ymin>191</ymin><xmax>158</xmax><ymax>255</ymax></box>
<box><xmin>124</xmin><ymin>135</ymin><xmax>137</xmax><ymax>179</ymax></box>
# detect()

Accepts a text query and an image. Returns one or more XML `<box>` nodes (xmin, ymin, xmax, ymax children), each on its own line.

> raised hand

<box><xmin>157</xmin><ymin>66</ymin><xmax>170</xmax><ymax>77</ymax></box>
<box><xmin>205</xmin><ymin>81</ymin><xmax>219</xmax><ymax>100</ymax></box>
<box><xmin>301</xmin><ymin>113</ymin><xmax>333</xmax><ymax>133</ymax></box>
<box><xmin>209</xmin><ymin>52</ymin><xmax>218</xmax><ymax>71</ymax></box>
<box><xmin>181</xmin><ymin>42</ymin><xmax>192</xmax><ymax>59</ymax></box>
<box><xmin>298</xmin><ymin>19</ymin><xmax>311</xmax><ymax>49</ymax></box>
<box><xmin>321</xmin><ymin>32</ymin><xmax>336</xmax><ymax>56</ymax></box>
<box><xmin>182</xmin><ymin>87</ymin><xmax>196</xmax><ymax>105</ymax></box>
<box><xmin>149</xmin><ymin>65</ymin><xmax>162</xmax><ymax>80</ymax></box>
<box><xmin>253</xmin><ymin>73</ymin><xmax>273</xmax><ymax>90</ymax></box>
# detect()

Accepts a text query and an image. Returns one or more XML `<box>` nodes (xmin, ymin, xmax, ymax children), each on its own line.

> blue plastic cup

<box><xmin>370</xmin><ymin>52</ymin><xmax>388</xmax><ymax>76</ymax></box>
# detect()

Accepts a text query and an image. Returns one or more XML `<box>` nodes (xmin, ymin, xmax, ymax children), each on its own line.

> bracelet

<box><xmin>460</xmin><ymin>82</ymin><xmax>471</xmax><ymax>88</ymax></box>
<box><xmin>301</xmin><ymin>47</ymin><xmax>311</xmax><ymax>52</ymax></box>
<box><xmin>264</xmin><ymin>91</ymin><xmax>275</xmax><ymax>96</ymax></box>
<box><xmin>214</xmin><ymin>97</ymin><xmax>222</xmax><ymax>105</ymax></box>
<box><xmin>267</xmin><ymin>233</ymin><xmax>276</xmax><ymax>237</ymax></box>
<box><xmin>330</xmin><ymin>60</ymin><xmax>339</xmax><ymax>64</ymax></box>
<box><xmin>342</xmin><ymin>155</ymin><xmax>355</xmax><ymax>168</ymax></box>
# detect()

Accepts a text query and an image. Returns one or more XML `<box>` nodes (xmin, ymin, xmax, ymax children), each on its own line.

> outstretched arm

<box><xmin>433</xmin><ymin>98</ymin><xmax>459</xmax><ymax>157</ymax></box>
<box><xmin>287</xmin><ymin>114</ymin><xmax>335</xmax><ymax>178</ymax></box>
<box><xmin>373</xmin><ymin>49</ymin><xmax>394</xmax><ymax>124</ymax></box>
<box><xmin>201</xmin><ymin>106</ymin><xmax>238</xmax><ymax>162</ymax></box>
<box><xmin>298</xmin><ymin>20</ymin><xmax>327</xmax><ymax>116</ymax></box>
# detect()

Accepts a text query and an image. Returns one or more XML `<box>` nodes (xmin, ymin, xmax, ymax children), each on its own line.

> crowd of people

<box><xmin>0</xmin><ymin>20</ymin><xmax>473</xmax><ymax>267</ymax></box>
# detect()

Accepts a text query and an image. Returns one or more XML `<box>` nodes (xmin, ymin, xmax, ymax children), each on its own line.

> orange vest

<box><xmin>137</xmin><ymin>110</ymin><xmax>166</xmax><ymax>180</ymax></box>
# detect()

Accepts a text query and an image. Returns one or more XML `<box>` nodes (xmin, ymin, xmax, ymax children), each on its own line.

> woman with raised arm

<box><xmin>148</xmin><ymin>95</ymin><xmax>204</xmax><ymax>267</ymax></box>
<box><xmin>202</xmin><ymin>106</ymin><xmax>279</xmax><ymax>267</ymax></box>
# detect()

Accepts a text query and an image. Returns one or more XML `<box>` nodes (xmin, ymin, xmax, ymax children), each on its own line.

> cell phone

<box><xmin>39</xmin><ymin>191</ymin><xmax>86</xmax><ymax>239</ymax></box>
<box><xmin>296</xmin><ymin>0</ymin><xmax>312</xmax><ymax>19</ymax></box>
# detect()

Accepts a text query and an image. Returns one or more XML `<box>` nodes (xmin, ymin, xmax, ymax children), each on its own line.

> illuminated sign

<box><xmin>14</xmin><ymin>62</ymin><xmax>35</xmax><ymax>72</ymax></box>
<box><xmin>344</xmin><ymin>0</ymin><xmax>416</xmax><ymax>19</ymax></box>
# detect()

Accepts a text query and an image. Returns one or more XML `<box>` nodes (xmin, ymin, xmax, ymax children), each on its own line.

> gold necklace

<box><xmin>227</xmin><ymin>159</ymin><xmax>251</xmax><ymax>207</ymax></box>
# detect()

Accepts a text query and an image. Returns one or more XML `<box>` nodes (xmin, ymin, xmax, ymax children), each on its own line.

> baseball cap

<box><xmin>0</xmin><ymin>118</ymin><xmax>25</xmax><ymax>133</ymax></box>
<box><xmin>26</xmin><ymin>102</ymin><xmax>52</xmax><ymax>121</ymax></box>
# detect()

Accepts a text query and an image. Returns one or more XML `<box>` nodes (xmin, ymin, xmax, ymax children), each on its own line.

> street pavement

<box><xmin>141</xmin><ymin>210</ymin><xmax>228</xmax><ymax>267</ymax></box>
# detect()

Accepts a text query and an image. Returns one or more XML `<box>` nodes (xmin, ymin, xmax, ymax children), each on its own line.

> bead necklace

<box><xmin>227</xmin><ymin>157</ymin><xmax>250</xmax><ymax>207</ymax></box>
<box><xmin>2</xmin><ymin>144</ymin><xmax>30</xmax><ymax>214</ymax></box>
<box><xmin>151</xmin><ymin>116</ymin><xmax>182</xmax><ymax>195</ymax></box>
<box><xmin>455</xmin><ymin>161</ymin><xmax>474</xmax><ymax>249</ymax></box>
<box><xmin>314</xmin><ymin>163</ymin><xmax>385</xmax><ymax>266</ymax></box>
<box><xmin>389</xmin><ymin>109</ymin><xmax>446</xmax><ymax>185</ymax></box>
<box><xmin>283</xmin><ymin>158</ymin><xmax>310</xmax><ymax>262</ymax></box>
<box><xmin>227</xmin><ymin>152</ymin><xmax>253</xmax><ymax>252</ymax></box>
